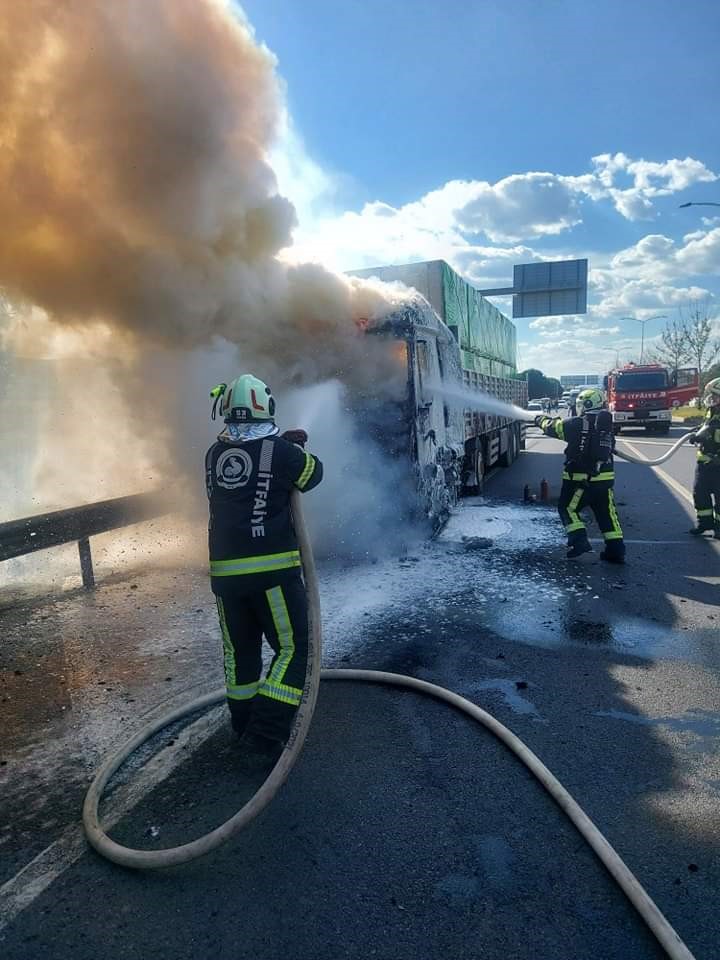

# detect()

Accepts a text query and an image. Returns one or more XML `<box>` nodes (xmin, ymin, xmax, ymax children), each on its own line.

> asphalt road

<box><xmin>1</xmin><ymin>425</ymin><xmax>719</xmax><ymax>960</ymax></box>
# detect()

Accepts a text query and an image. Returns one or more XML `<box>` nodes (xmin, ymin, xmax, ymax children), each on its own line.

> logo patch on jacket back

<box><xmin>216</xmin><ymin>448</ymin><xmax>252</xmax><ymax>489</ymax></box>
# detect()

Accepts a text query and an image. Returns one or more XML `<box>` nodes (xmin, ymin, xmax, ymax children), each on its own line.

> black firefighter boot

<box><xmin>689</xmin><ymin>519</ymin><xmax>715</xmax><ymax>535</ymax></box>
<box><xmin>566</xmin><ymin>530</ymin><xmax>592</xmax><ymax>559</ymax></box>
<box><xmin>600</xmin><ymin>538</ymin><xmax>626</xmax><ymax>564</ymax></box>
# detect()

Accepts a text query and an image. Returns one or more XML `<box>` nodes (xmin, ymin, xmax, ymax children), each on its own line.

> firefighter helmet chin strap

<box><xmin>210</xmin><ymin>383</ymin><xmax>227</xmax><ymax>422</ymax></box>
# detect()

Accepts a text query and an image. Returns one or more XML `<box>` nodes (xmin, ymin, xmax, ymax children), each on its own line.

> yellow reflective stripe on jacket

<box><xmin>540</xmin><ymin>416</ymin><xmax>564</xmax><ymax>440</ymax></box>
<box><xmin>295</xmin><ymin>452</ymin><xmax>316</xmax><ymax>490</ymax></box>
<box><xmin>590</xmin><ymin>472</ymin><xmax>615</xmax><ymax>482</ymax></box>
<box><xmin>210</xmin><ymin>550</ymin><xmax>301</xmax><ymax>576</ymax></box>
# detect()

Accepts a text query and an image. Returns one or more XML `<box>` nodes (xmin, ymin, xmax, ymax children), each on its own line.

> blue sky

<box><xmin>241</xmin><ymin>0</ymin><xmax>720</xmax><ymax>377</ymax></box>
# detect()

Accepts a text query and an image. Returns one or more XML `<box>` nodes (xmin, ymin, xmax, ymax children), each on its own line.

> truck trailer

<box><xmin>351</xmin><ymin>260</ymin><xmax>528</xmax><ymax>527</ymax></box>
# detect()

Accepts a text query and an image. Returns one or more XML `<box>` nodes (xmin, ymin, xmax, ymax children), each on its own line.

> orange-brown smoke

<box><xmin>0</xmin><ymin>0</ymin><xmax>394</xmax><ymax>380</ymax></box>
<box><xmin>0</xmin><ymin>0</ymin><xmax>414</xmax><ymax>529</ymax></box>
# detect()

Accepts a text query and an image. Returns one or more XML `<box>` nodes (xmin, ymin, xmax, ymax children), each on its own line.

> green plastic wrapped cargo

<box><xmin>349</xmin><ymin>260</ymin><xmax>517</xmax><ymax>378</ymax></box>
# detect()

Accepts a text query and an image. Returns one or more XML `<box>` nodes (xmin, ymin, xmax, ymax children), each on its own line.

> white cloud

<box><xmin>590</xmin><ymin>153</ymin><xmax>718</xmax><ymax>221</ymax></box>
<box><xmin>271</xmin><ymin>137</ymin><xmax>718</xmax><ymax>374</ymax></box>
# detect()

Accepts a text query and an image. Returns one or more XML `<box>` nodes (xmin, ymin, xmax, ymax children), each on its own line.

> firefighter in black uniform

<box><xmin>688</xmin><ymin>377</ymin><xmax>720</xmax><ymax>538</ymax></box>
<box><xmin>206</xmin><ymin>374</ymin><xmax>323</xmax><ymax>769</ymax></box>
<box><xmin>535</xmin><ymin>387</ymin><xmax>625</xmax><ymax>563</ymax></box>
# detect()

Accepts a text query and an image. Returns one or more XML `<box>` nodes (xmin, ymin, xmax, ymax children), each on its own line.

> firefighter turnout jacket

<box><xmin>692</xmin><ymin>408</ymin><xmax>720</xmax><ymax>531</ymax></box>
<box><xmin>695</xmin><ymin>408</ymin><xmax>720</xmax><ymax>464</ymax></box>
<box><xmin>536</xmin><ymin>411</ymin><xmax>615</xmax><ymax>483</ymax></box>
<box><xmin>536</xmin><ymin>411</ymin><xmax>624</xmax><ymax>548</ymax></box>
<box><xmin>206</xmin><ymin>433</ymin><xmax>323</xmax><ymax>584</ymax></box>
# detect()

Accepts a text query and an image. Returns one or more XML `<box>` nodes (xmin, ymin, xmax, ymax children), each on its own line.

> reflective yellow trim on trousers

<box><xmin>226</xmin><ymin>681</ymin><xmax>259</xmax><ymax>701</ymax></box>
<box><xmin>562</xmin><ymin>471</ymin><xmax>614</xmax><ymax>482</ymax></box>
<box><xmin>565</xmin><ymin>488</ymin><xmax>586</xmax><ymax>533</ymax></box>
<box><xmin>216</xmin><ymin>597</ymin><xmax>237</xmax><ymax>687</ymax></box>
<box><xmin>696</xmin><ymin>508</ymin><xmax>713</xmax><ymax>517</ymax></box>
<box><xmin>603</xmin><ymin>490</ymin><xmax>624</xmax><ymax>540</ymax></box>
<box><xmin>295</xmin><ymin>453</ymin><xmax>315</xmax><ymax>490</ymax></box>
<box><xmin>265</xmin><ymin>587</ymin><xmax>294</xmax><ymax>685</ymax></box>
<box><xmin>210</xmin><ymin>550</ymin><xmax>301</xmax><ymax>576</ymax></box>
<box><xmin>257</xmin><ymin>586</ymin><xmax>303</xmax><ymax>707</ymax></box>
<box><xmin>258</xmin><ymin>679</ymin><xmax>302</xmax><ymax>706</ymax></box>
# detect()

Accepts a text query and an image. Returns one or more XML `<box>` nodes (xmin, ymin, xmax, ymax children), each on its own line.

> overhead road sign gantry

<box><xmin>478</xmin><ymin>258</ymin><xmax>588</xmax><ymax>319</ymax></box>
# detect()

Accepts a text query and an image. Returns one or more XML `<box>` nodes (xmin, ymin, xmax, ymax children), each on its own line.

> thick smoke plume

<box><xmin>0</xmin><ymin>0</ymin><xmax>394</xmax><ymax>377</ymax></box>
<box><xmin>0</xmin><ymin>0</ymin><xmax>419</xmax><ymax>567</ymax></box>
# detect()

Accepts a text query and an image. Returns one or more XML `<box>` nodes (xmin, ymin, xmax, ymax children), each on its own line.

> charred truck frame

<box><xmin>351</xmin><ymin>260</ymin><xmax>528</xmax><ymax>528</ymax></box>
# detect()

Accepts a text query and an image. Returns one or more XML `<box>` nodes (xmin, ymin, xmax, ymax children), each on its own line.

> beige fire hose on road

<box><xmin>614</xmin><ymin>431</ymin><xmax>691</xmax><ymax>465</ymax></box>
<box><xmin>83</xmin><ymin>492</ymin><xmax>696</xmax><ymax>960</ymax></box>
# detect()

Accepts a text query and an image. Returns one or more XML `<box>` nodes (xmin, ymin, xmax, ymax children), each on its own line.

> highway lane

<box><xmin>1</xmin><ymin>434</ymin><xmax>718</xmax><ymax>960</ymax></box>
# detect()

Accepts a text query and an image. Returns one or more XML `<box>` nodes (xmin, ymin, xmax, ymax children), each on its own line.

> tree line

<box><xmin>647</xmin><ymin>302</ymin><xmax>720</xmax><ymax>394</ymax></box>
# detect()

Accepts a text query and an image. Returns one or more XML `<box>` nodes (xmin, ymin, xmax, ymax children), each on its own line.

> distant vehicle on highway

<box><xmin>604</xmin><ymin>362</ymin><xmax>698</xmax><ymax>434</ymax></box>
<box><xmin>527</xmin><ymin>399</ymin><xmax>543</xmax><ymax>411</ymax></box>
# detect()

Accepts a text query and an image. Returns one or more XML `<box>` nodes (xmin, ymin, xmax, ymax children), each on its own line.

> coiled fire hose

<box><xmin>83</xmin><ymin>492</ymin><xmax>696</xmax><ymax>960</ymax></box>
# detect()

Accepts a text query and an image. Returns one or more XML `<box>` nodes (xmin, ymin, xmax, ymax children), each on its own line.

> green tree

<box><xmin>519</xmin><ymin>368</ymin><xmax>546</xmax><ymax>400</ymax></box>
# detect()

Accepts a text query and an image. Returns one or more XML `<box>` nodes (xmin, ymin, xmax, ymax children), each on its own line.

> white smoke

<box><xmin>0</xmin><ymin>0</ymin><xmax>420</xmax><ymax>575</ymax></box>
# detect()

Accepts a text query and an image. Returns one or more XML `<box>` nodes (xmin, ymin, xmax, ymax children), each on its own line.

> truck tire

<box><xmin>656</xmin><ymin>423</ymin><xmax>671</xmax><ymax>435</ymax></box>
<box><xmin>464</xmin><ymin>444</ymin><xmax>484</xmax><ymax>495</ymax></box>
<box><xmin>499</xmin><ymin>428</ymin><xmax>516</xmax><ymax>468</ymax></box>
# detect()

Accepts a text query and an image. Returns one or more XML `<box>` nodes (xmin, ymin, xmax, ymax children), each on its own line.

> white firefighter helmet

<box><xmin>210</xmin><ymin>374</ymin><xmax>276</xmax><ymax>422</ymax></box>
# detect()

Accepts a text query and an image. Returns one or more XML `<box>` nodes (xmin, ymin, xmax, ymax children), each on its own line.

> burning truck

<box><xmin>350</xmin><ymin>260</ymin><xmax>528</xmax><ymax>528</ymax></box>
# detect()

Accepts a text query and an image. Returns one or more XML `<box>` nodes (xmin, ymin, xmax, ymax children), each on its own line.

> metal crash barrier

<box><xmin>0</xmin><ymin>492</ymin><xmax>167</xmax><ymax>588</ymax></box>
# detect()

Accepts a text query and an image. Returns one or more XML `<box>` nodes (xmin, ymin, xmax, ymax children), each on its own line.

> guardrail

<box><xmin>0</xmin><ymin>492</ymin><xmax>168</xmax><ymax>588</ymax></box>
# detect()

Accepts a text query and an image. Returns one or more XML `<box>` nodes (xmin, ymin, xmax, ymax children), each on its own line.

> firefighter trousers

<box><xmin>213</xmin><ymin>569</ymin><xmax>308</xmax><ymax>743</ymax></box>
<box><xmin>558</xmin><ymin>479</ymin><xmax>624</xmax><ymax>543</ymax></box>
<box><xmin>693</xmin><ymin>462</ymin><xmax>720</xmax><ymax>527</ymax></box>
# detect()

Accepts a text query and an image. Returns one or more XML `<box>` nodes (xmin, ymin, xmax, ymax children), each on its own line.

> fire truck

<box><xmin>604</xmin><ymin>363</ymin><xmax>698</xmax><ymax>434</ymax></box>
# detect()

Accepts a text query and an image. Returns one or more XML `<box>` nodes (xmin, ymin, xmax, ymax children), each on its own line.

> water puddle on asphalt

<box><xmin>595</xmin><ymin>708</ymin><xmax>720</xmax><ymax>753</ymax></box>
<box><xmin>483</xmin><ymin>605</ymin><xmax>720</xmax><ymax>667</ymax></box>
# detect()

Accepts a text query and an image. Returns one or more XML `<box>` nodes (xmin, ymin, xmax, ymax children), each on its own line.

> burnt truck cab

<box><xmin>357</xmin><ymin>296</ymin><xmax>466</xmax><ymax>528</ymax></box>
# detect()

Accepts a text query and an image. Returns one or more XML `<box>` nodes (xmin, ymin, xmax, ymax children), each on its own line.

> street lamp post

<box><xmin>620</xmin><ymin>315</ymin><xmax>667</xmax><ymax>363</ymax></box>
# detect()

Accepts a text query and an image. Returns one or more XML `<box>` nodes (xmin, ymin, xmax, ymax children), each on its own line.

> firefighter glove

<box><xmin>687</xmin><ymin>433</ymin><xmax>697</xmax><ymax>445</ymax></box>
<box><xmin>281</xmin><ymin>429</ymin><xmax>308</xmax><ymax>447</ymax></box>
<box><xmin>534</xmin><ymin>415</ymin><xmax>545</xmax><ymax>428</ymax></box>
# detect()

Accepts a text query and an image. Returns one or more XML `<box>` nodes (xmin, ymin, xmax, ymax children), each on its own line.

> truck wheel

<box><xmin>499</xmin><ymin>429</ymin><xmax>516</xmax><ymax>468</ymax></box>
<box><xmin>657</xmin><ymin>423</ymin><xmax>671</xmax><ymax>435</ymax></box>
<box><xmin>465</xmin><ymin>446</ymin><xmax>484</xmax><ymax>495</ymax></box>
<box><xmin>475</xmin><ymin>448</ymin><xmax>485</xmax><ymax>493</ymax></box>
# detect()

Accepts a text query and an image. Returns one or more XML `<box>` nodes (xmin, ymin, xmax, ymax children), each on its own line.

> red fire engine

<box><xmin>604</xmin><ymin>363</ymin><xmax>698</xmax><ymax>434</ymax></box>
